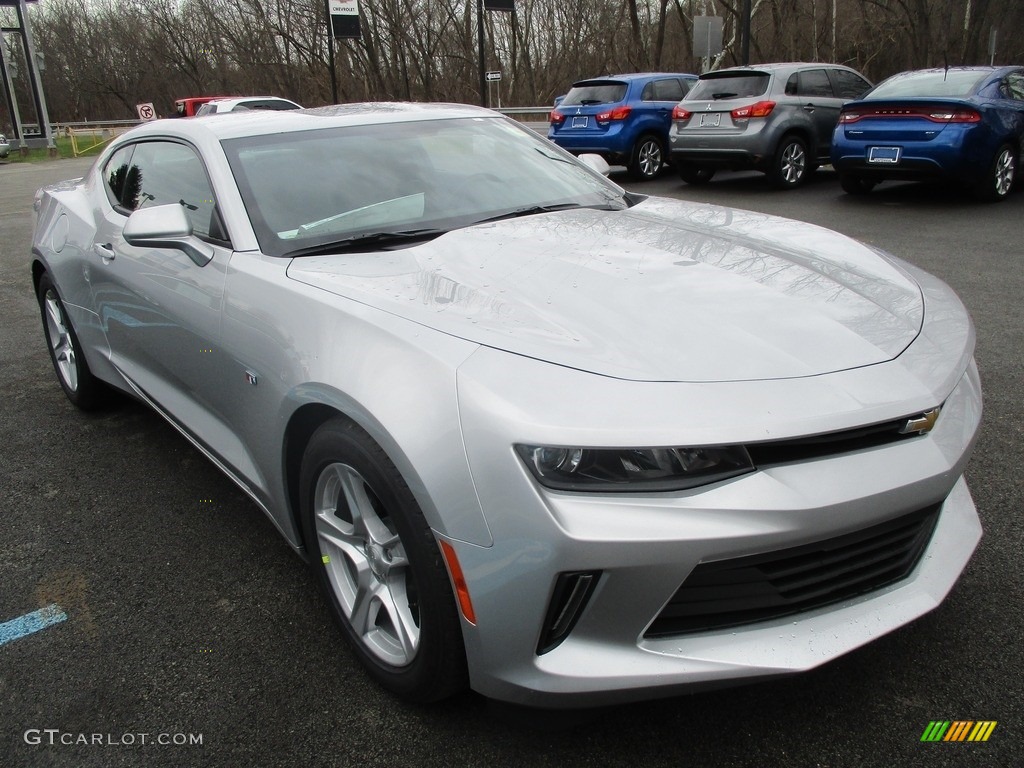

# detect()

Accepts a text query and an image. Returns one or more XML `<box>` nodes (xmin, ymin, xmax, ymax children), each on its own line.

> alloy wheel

<box><xmin>313</xmin><ymin>462</ymin><xmax>420</xmax><ymax>667</ymax></box>
<box><xmin>994</xmin><ymin>148</ymin><xmax>1015</xmax><ymax>198</ymax></box>
<box><xmin>43</xmin><ymin>290</ymin><xmax>78</xmax><ymax>392</ymax></box>
<box><xmin>779</xmin><ymin>141</ymin><xmax>807</xmax><ymax>185</ymax></box>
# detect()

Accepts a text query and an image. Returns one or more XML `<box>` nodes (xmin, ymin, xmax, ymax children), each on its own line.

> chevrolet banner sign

<box><xmin>328</xmin><ymin>0</ymin><xmax>360</xmax><ymax>39</ymax></box>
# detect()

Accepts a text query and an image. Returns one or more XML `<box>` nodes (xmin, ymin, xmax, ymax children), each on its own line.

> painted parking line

<box><xmin>0</xmin><ymin>604</ymin><xmax>68</xmax><ymax>647</ymax></box>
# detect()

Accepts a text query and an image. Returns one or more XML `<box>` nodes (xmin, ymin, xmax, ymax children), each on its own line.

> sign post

<box><xmin>327</xmin><ymin>0</ymin><xmax>360</xmax><ymax>39</ymax></box>
<box><xmin>477</xmin><ymin>0</ymin><xmax>514</xmax><ymax>108</ymax></box>
<box><xmin>485</xmin><ymin>71</ymin><xmax>501</xmax><ymax>108</ymax></box>
<box><xmin>326</xmin><ymin>0</ymin><xmax>361</xmax><ymax>104</ymax></box>
<box><xmin>0</xmin><ymin>0</ymin><xmax>54</xmax><ymax>153</ymax></box>
<box><xmin>693</xmin><ymin>16</ymin><xmax>724</xmax><ymax>65</ymax></box>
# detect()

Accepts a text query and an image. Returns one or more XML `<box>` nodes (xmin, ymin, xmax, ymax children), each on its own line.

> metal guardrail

<box><xmin>5</xmin><ymin>109</ymin><xmax>551</xmax><ymax>152</ymax></box>
<box><xmin>20</xmin><ymin>109</ymin><xmax>550</xmax><ymax>132</ymax></box>
<box><xmin>498</xmin><ymin>106</ymin><xmax>553</xmax><ymax>117</ymax></box>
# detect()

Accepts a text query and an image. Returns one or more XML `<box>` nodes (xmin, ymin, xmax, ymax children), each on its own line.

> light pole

<box><xmin>477</xmin><ymin>0</ymin><xmax>486</xmax><ymax>107</ymax></box>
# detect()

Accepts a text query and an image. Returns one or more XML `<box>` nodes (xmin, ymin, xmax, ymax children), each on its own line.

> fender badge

<box><xmin>900</xmin><ymin>407</ymin><xmax>941</xmax><ymax>435</ymax></box>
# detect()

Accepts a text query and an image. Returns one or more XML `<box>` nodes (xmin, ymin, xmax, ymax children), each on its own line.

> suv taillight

<box><xmin>550</xmin><ymin>110</ymin><xmax>565</xmax><ymax>126</ymax></box>
<box><xmin>672</xmin><ymin>105</ymin><xmax>692</xmax><ymax>121</ymax></box>
<box><xmin>731</xmin><ymin>100</ymin><xmax>776</xmax><ymax>119</ymax></box>
<box><xmin>596</xmin><ymin>105</ymin><xmax>632</xmax><ymax>124</ymax></box>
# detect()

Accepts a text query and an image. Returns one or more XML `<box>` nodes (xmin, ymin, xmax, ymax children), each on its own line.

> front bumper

<box><xmin>449</xmin><ymin>342</ymin><xmax>982</xmax><ymax>707</ymax></box>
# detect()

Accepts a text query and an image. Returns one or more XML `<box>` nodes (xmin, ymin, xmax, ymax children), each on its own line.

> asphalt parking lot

<box><xmin>1</xmin><ymin>154</ymin><xmax>1022</xmax><ymax>768</ymax></box>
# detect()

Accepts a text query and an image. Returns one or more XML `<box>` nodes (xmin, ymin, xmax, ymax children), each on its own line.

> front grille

<box><xmin>745</xmin><ymin>415</ymin><xmax>929</xmax><ymax>466</ymax></box>
<box><xmin>645</xmin><ymin>504</ymin><xmax>940</xmax><ymax>637</ymax></box>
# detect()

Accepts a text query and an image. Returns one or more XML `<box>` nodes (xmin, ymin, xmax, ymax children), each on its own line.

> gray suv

<box><xmin>669</xmin><ymin>63</ymin><xmax>872</xmax><ymax>188</ymax></box>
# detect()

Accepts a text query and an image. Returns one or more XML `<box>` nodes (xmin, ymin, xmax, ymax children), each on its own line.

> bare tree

<box><xmin>8</xmin><ymin>0</ymin><xmax>1022</xmax><ymax>124</ymax></box>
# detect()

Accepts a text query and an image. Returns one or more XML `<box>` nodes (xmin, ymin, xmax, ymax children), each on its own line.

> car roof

<box><xmin>699</xmin><ymin>62</ymin><xmax>857</xmax><ymax>76</ymax></box>
<box><xmin>130</xmin><ymin>102</ymin><xmax>500</xmax><ymax>142</ymax></box>
<box><xmin>205</xmin><ymin>96</ymin><xmax>300</xmax><ymax>107</ymax></box>
<box><xmin>573</xmin><ymin>72</ymin><xmax>696</xmax><ymax>84</ymax></box>
<box><xmin>881</xmin><ymin>65</ymin><xmax>1009</xmax><ymax>77</ymax></box>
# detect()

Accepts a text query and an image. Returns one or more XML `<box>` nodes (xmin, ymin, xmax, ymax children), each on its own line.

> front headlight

<box><xmin>514</xmin><ymin>444</ymin><xmax>754</xmax><ymax>492</ymax></box>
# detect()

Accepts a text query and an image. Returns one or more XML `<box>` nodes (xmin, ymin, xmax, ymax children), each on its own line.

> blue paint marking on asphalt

<box><xmin>0</xmin><ymin>604</ymin><xmax>68</xmax><ymax>647</ymax></box>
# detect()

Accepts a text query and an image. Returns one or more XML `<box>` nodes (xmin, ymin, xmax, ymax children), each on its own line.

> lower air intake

<box><xmin>645</xmin><ymin>504</ymin><xmax>940</xmax><ymax>637</ymax></box>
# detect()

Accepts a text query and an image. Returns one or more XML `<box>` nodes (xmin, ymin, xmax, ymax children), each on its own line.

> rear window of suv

<box><xmin>562</xmin><ymin>82</ymin><xmax>628</xmax><ymax>106</ymax></box>
<box><xmin>687</xmin><ymin>73</ymin><xmax>770</xmax><ymax>100</ymax></box>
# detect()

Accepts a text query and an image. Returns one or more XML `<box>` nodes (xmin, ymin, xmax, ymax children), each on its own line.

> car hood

<box><xmin>287</xmin><ymin>197</ymin><xmax>923</xmax><ymax>382</ymax></box>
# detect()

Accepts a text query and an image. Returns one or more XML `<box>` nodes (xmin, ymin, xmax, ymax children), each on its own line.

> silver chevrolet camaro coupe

<box><xmin>31</xmin><ymin>103</ymin><xmax>982</xmax><ymax>708</ymax></box>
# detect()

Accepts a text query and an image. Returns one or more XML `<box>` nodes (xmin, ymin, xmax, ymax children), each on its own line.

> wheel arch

<box><xmin>281</xmin><ymin>384</ymin><xmax>493</xmax><ymax>558</ymax></box>
<box><xmin>31</xmin><ymin>253</ymin><xmax>52</xmax><ymax>296</ymax></box>
<box><xmin>776</xmin><ymin>128</ymin><xmax>815</xmax><ymax>159</ymax></box>
<box><xmin>282</xmin><ymin>399</ymin><xmax>419</xmax><ymax>557</ymax></box>
<box><xmin>283</xmin><ymin>401</ymin><xmax>342</xmax><ymax>557</ymax></box>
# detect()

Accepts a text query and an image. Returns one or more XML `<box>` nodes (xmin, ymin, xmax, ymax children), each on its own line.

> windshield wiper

<box><xmin>712</xmin><ymin>92</ymin><xmax>738</xmax><ymax>99</ymax></box>
<box><xmin>283</xmin><ymin>228</ymin><xmax>446</xmax><ymax>258</ymax></box>
<box><xmin>471</xmin><ymin>202</ymin><xmax>623</xmax><ymax>226</ymax></box>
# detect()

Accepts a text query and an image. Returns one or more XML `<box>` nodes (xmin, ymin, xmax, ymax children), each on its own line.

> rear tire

<box><xmin>37</xmin><ymin>272</ymin><xmax>108</xmax><ymax>410</ymax></box>
<box><xmin>839</xmin><ymin>174</ymin><xmax>877</xmax><ymax>196</ymax></box>
<box><xmin>768</xmin><ymin>135</ymin><xmax>810</xmax><ymax>189</ymax></box>
<box><xmin>299</xmin><ymin>417</ymin><xmax>467</xmax><ymax>702</ymax></box>
<box><xmin>678</xmin><ymin>164</ymin><xmax>716</xmax><ymax>185</ymax></box>
<box><xmin>628</xmin><ymin>135</ymin><xmax>665</xmax><ymax>181</ymax></box>
<box><xmin>973</xmin><ymin>143</ymin><xmax>1016</xmax><ymax>202</ymax></box>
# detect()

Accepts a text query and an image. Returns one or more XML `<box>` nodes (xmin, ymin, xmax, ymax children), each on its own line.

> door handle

<box><xmin>94</xmin><ymin>243</ymin><xmax>115</xmax><ymax>262</ymax></box>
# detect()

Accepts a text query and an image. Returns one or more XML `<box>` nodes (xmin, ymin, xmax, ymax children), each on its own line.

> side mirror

<box><xmin>578</xmin><ymin>153</ymin><xmax>611</xmax><ymax>177</ymax></box>
<box><xmin>123</xmin><ymin>204</ymin><xmax>214</xmax><ymax>266</ymax></box>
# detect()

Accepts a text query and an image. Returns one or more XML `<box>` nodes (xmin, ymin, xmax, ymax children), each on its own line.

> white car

<box><xmin>0</xmin><ymin>133</ymin><xmax>10</xmax><ymax>158</ymax></box>
<box><xmin>31</xmin><ymin>104</ymin><xmax>982</xmax><ymax>707</ymax></box>
<box><xmin>194</xmin><ymin>96</ymin><xmax>302</xmax><ymax>115</ymax></box>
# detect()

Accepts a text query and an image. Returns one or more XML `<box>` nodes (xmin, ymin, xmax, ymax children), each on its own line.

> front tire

<box><xmin>299</xmin><ymin>417</ymin><xmax>467</xmax><ymax>702</ymax></box>
<box><xmin>37</xmin><ymin>272</ymin><xmax>108</xmax><ymax>410</ymax></box>
<box><xmin>973</xmin><ymin>143</ymin><xmax>1016</xmax><ymax>202</ymax></box>
<box><xmin>628</xmin><ymin>135</ymin><xmax>665</xmax><ymax>181</ymax></box>
<box><xmin>768</xmin><ymin>135</ymin><xmax>810</xmax><ymax>189</ymax></box>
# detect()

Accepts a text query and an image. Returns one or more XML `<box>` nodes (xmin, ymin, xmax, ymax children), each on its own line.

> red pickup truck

<box><xmin>172</xmin><ymin>96</ymin><xmax>234</xmax><ymax>117</ymax></box>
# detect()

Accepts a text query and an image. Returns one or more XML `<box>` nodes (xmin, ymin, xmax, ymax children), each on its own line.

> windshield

<box><xmin>686</xmin><ymin>73</ymin><xmax>770</xmax><ymax>100</ymax></box>
<box><xmin>868</xmin><ymin>70</ymin><xmax>989</xmax><ymax>99</ymax></box>
<box><xmin>561</xmin><ymin>82</ymin><xmax>628</xmax><ymax>106</ymax></box>
<box><xmin>222</xmin><ymin>116</ymin><xmax>625</xmax><ymax>257</ymax></box>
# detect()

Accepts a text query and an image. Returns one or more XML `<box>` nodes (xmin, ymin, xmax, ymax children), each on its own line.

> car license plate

<box><xmin>699</xmin><ymin>113</ymin><xmax>721</xmax><ymax>127</ymax></box>
<box><xmin>868</xmin><ymin>146</ymin><xmax>901</xmax><ymax>164</ymax></box>
<box><xmin>571</xmin><ymin>116</ymin><xmax>588</xmax><ymax>128</ymax></box>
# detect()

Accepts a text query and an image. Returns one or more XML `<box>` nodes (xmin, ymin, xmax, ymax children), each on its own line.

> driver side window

<box><xmin>111</xmin><ymin>141</ymin><xmax>227</xmax><ymax>243</ymax></box>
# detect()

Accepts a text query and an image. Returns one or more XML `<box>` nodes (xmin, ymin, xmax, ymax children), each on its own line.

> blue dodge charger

<box><xmin>831</xmin><ymin>66</ymin><xmax>1024</xmax><ymax>201</ymax></box>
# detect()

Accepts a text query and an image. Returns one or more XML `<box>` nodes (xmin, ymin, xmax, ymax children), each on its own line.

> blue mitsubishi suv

<box><xmin>549</xmin><ymin>73</ymin><xmax>698</xmax><ymax>180</ymax></box>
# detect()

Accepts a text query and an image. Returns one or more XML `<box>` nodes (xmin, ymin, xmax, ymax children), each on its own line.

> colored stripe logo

<box><xmin>921</xmin><ymin>720</ymin><xmax>997</xmax><ymax>742</ymax></box>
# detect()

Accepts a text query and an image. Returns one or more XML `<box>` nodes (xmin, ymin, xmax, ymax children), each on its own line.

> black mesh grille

<box><xmin>645</xmin><ymin>505</ymin><xmax>940</xmax><ymax>637</ymax></box>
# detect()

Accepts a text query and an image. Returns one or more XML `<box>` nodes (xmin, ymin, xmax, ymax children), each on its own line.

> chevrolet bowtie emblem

<box><xmin>900</xmin><ymin>407</ymin><xmax>941</xmax><ymax>435</ymax></box>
